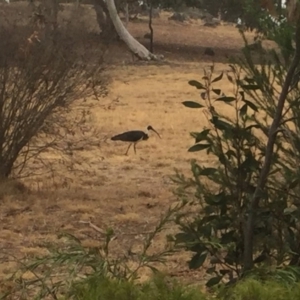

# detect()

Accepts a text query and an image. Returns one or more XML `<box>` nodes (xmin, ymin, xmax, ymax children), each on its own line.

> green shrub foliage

<box><xmin>172</xmin><ymin>31</ymin><xmax>300</xmax><ymax>286</ymax></box>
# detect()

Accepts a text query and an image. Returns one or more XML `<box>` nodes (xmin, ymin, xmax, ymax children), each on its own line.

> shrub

<box><xmin>0</xmin><ymin>15</ymin><xmax>106</xmax><ymax>179</ymax></box>
<box><xmin>171</xmin><ymin>26</ymin><xmax>300</xmax><ymax>286</ymax></box>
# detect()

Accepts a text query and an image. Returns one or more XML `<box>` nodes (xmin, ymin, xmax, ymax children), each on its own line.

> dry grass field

<box><xmin>0</xmin><ymin>2</ymin><xmax>273</xmax><ymax>290</ymax></box>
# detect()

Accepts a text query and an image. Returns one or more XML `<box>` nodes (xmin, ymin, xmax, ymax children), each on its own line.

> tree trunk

<box><xmin>41</xmin><ymin>0</ymin><xmax>59</xmax><ymax>31</ymax></box>
<box><xmin>94</xmin><ymin>0</ymin><xmax>118</xmax><ymax>40</ymax></box>
<box><xmin>105</xmin><ymin>0</ymin><xmax>160</xmax><ymax>61</ymax></box>
<box><xmin>0</xmin><ymin>158</ymin><xmax>13</xmax><ymax>178</ymax></box>
<box><xmin>286</xmin><ymin>0</ymin><xmax>300</xmax><ymax>23</ymax></box>
<box><xmin>148</xmin><ymin>0</ymin><xmax>153</xmax><ymax>53</ymax></box>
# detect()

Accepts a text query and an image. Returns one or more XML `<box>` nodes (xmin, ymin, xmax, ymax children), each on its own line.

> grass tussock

<box><xmin>224</xmin><ymin>279</ymin><xmax>300</xmax><ymax>300</ymax></box>
<box><xmin>67</xmin><ymin>274</ymin><xmax>209</xmax><ymax>300</ymax></box>
<box><xmin>64</xmin><ymin>274</ymin><xmax>300</xmax><ymax>300</ymax></box>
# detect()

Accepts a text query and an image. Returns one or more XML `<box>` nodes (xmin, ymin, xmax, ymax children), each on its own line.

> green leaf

<box><xmin>191</xmin><ymin>161</ymin><xmax>201</xmax><ymax>176</ymax></box>
<box><xmin>219</xmin><ymin>269</ymin><xmax>231</xmax><ymax>275</ymax></box>
<box><xmin>190</xmin><ymin>132</ymin><xmax>199</xmax><ymax>139</ymax></box>
<box><xmin>205</xmin><ymin>192</ymin><xmax>227</xmax><ymax>206</ymax></box>
<box><xmin>289</xmin><ymin>179</ymin><xmax>300</xmax><ymax>189</ymax></box>
<box><xmin>190</xmin><ymin>129</ymin><xmax>210</xmax><ymax>143</ymax></box>
<box><xmin>240</xmin><ymin>155</ymin><xmax>260</xmax><ymax>172</ymax></box>
<box><xmin>206</xmin><ymin>276</ymin><xmax>222</xmax><ymax>287</ymax></box>
<box><xmin>269</xmin><ymin>168</ymin><xmax>281</xmax><ymax>175</ymax></box>
<box><xmin>215</xmin><ymin>96</ymin><xmax>236</xmax><ymax>103</ymax></box>
<box><xmin>225</xmin><ymin>150</ymin><xmax>237</xmax><ymax>158</ymax></box>
<box><xmin>212</xmin><ymin>89</ymin><xmax>221</xmax><ymax>95</ymax></box>
<box><xmin>241</xmin><ymin>84</ymin><xmax>260</xmax><ymax>90</ymax></box>
<box><xmin>189</xmin><ymin>252</ymin><xmax>207</xmax><ymax>269</ymax></box>
<box><xmin>188</xmin><ymin>144</ymin><xmax>210</xmax><ymax>152</ymax></box>
<box><xmin>244</xmin><ymin>77</ymin><xmax>256</xmax><ymax>84</ymax></box>
<box><xmin>212</xmin><ymin>72</ymin><xmax>223</xmax><ymax>83</ymax></box>
<box><xmin>220</xmin><ymin>204</ymin><xmax>227</xmax><ymax>216</ymax></box>
<box><xmin>182</xmin><ymin>101</ymin><xmax>204</xmax><ymax>108</ymax></box>
<box><xmin>224</xmin><ymin>252</ymin><xmax>235</xmax><ymax>265</ymax></box>
<box><xmin>215</xmin><ymin>218</ymin><xmax>231</xmax><ymax>231</ymax></box>
<box><xmin>200</xmin><ymin>224</ymin><xmax>212</xmax><ymax>237</ymax></box>
<box><xmin>174</xmin><ymin>232</ymin><xmax>195</xmax><ymax>244</ymax></box>
<box><xmin>189</xmin><ymin>243</ymin><xmax>207</xmax><ymax>253</ymax></box>
<box><xmin>206</xmin><ymin>266</ymin><xmax>216</xmax><ymax>274</ymax></box>
<box><xmin>287</xmin><ymin>227</ymin><xmax>297</xmax><ymax>251</ymax></box>
<box><xmin>228</xmin><ymin>64</ymin><xmax>236</xmax><ymax>73</ymax></box>
<box><xmin>243</xmin><ymin>100</ymin><xmax>258</xmax><ymax>112</ymax></box>
<box><xmin>212</xmin><ymin>118</ymin><xmax>233</xmax><ymax>131</ymax></box>
<box><xmin>219</xmin><ymin>153</ymin><xmax>227</xmax><ymax>165</ymax></box>
<box><xmin>254</xmin><ymin>253</ymin><xmax>267</xmax><ymax>264</ymax></box>
<box><xmin>188</xmin><ymin>80</ymin><xmax>205</xmax><ymax>89</ymax></box>
<box><xmin>200</xmin><ymin>215</ymin><xmax>219</xmax><ymax>224</ymax></box>
<box><xmin>204</xmin><ymin>205</ymin><xmax>215</xmax><ymax>215</ymax></box>
<box><xmin>221</xmin><ymin>230</ymin><xmax>236</xmax><ymax>244</ymax></box>
<box><xmin>200</xmin><ymin>168</ymin><xmax>217</xmax><ymax>176</ymax></box>
<box><xmin>195</xmin><ymin>129</ymin><xmax>210</xmax><ymax>142</ymax></box>
<box><xmin>240</xmin><ymin>104</ymin><xmax>248</xmax><ymax>117</ymax></box>
<box><xmin>227</xmin><ymin>73</ymin><xmax>234</xmax><ymax>83</ymax></box>
<box><xmin>283</xmin><ymin>207</ymin><xmax>298</xmax><ymax>215</ymax></box>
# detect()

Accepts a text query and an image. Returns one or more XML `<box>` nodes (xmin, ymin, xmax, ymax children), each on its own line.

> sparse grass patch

<box><xmin>0</xmin><ymin>201</ymin><xmax>185</xmax><ymax>298</ymax></box>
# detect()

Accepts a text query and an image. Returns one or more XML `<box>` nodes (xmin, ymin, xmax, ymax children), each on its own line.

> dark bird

<box><xmin>111</xmin><ymin>125</ymin><xmax>161</xmax><ymax>155</ymax></box>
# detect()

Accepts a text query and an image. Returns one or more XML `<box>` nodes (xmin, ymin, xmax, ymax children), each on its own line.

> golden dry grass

<box><xmin>0</xmin><ymin>3</ymin><xmax>272</xmax><ymax>289</ymax></box>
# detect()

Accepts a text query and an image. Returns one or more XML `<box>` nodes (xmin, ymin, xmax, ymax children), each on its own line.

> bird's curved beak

<box><xmin>150</xmin><ymin>127</ymin><xmax>161</xmax><ymax>139</ymax></box>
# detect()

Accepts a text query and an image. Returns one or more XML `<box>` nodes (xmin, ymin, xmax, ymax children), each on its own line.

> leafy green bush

<box><xmin>171</xmin><ymin>26</ymin><xmax>300</xmax><ymax>286</ymax></box>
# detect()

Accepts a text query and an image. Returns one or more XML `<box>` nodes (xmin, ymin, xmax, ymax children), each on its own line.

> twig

<box><xmin>78</xmin><ymin>221</ymin><xmax>106</xmax><ymax>235</ymax></box>
<box><xmin>79</xmin><ymin>220</ymin><xmax>155</xmax><ymax>236</ymax></box>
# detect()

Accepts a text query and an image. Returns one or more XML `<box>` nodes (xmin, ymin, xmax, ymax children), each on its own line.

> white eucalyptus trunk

<box><xmin>105</xmin><ymin>0</ymin><xmax>159</xmax><ymax>61</ymax></box>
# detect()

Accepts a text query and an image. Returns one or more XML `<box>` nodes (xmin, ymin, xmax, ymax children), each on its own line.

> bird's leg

<box><xmin>125</xmin><ymin>143</ymin><xmax>132</xmax><ymax>155</ymax></box>
<box><xmin>133</xmin><ymin>143</ymin><xmax>137</xmax><ymax>154</ymax></box>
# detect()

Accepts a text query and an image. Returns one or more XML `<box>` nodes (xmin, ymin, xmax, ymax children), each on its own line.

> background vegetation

<box><xmin>1</xmin><ymin>0</ymin><xmax>300</xmax><ymax>299</ymax></box>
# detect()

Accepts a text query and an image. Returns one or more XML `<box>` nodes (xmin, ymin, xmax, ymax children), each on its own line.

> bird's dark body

<box><xmin>111</xmin><ymin>125</ymin><xmax>161</xmax><ymax>155</ymax></box>
<box><xmin>111</xmin><ymin>130</ymin><xmax>149</xmax><ymax>142</ymax></box>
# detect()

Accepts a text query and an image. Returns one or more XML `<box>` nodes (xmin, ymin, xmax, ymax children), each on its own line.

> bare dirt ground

<box><xmin>0</xmin><ymin>2</ymin><xmax>271</xmax><ymax>291</ymax></box>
